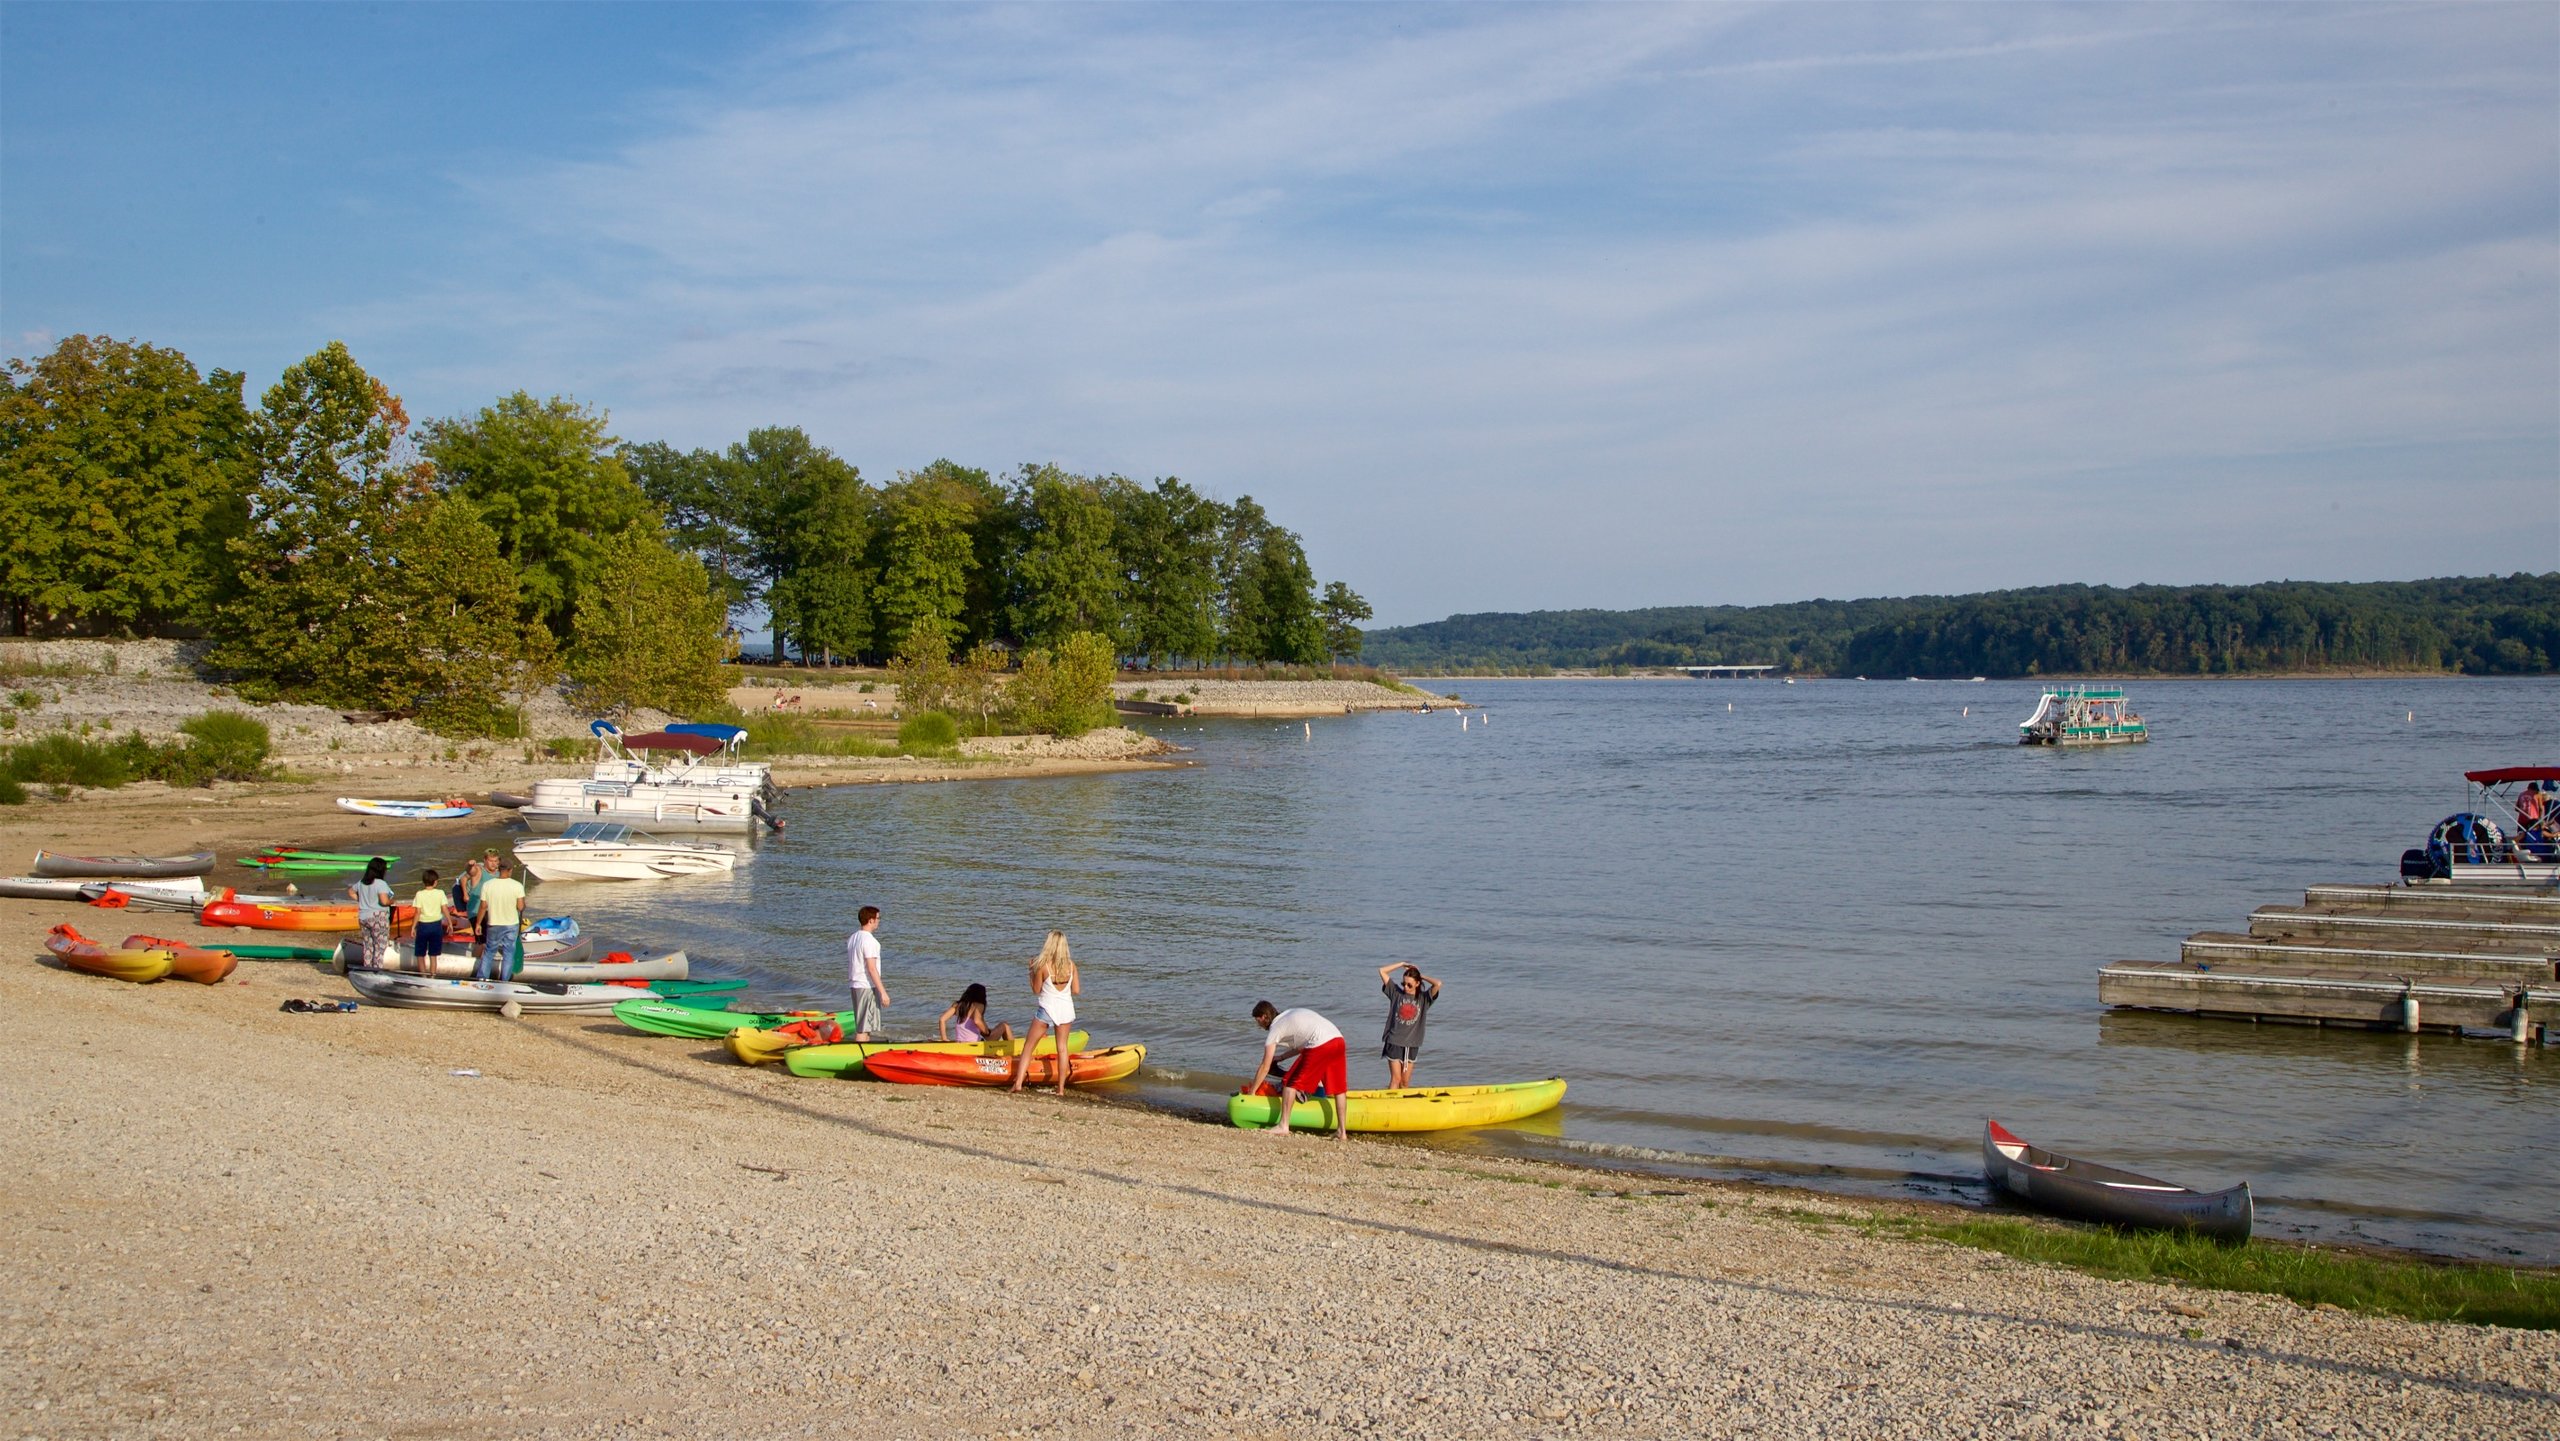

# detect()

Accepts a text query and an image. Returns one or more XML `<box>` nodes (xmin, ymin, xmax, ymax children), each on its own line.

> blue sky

<box><xmin>5</xmin><ymin>3</ymin><xmax>2554</xmax><ymax>625</ymax></box>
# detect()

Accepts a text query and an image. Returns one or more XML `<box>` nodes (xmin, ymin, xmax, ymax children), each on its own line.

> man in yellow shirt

<box><xmin>472</xmin><ymin>858</ymin><xmax>528</xmax><ymax>982</ymax></box>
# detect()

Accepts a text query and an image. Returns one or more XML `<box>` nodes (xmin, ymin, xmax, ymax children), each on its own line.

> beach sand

<box><xmin>3</xmin><ymin>787</ymin><xmax>2553</xmax><ymax>1437</ymax></box>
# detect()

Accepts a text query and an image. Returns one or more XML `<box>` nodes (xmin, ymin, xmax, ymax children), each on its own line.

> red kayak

<box><xmin>199</xmin><ymin>888</ymin><xmax>414</xmax><ymax>933</ymax></box>
<box><xmin>861</xmin><ymin>1044</ymin><xmax>1146</xmax><ymax>1088</ymax></box>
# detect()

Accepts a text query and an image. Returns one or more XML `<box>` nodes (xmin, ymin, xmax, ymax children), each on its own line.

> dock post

<box><xmin>2513</xmin><ymin>989</ymin><xmax>2535</xmax><ymax>1045</ymax></box>
<box><xmin>2398</xmin><ymin>981</ymin><xmax>2421</xmax><ymax>1034</ymax></box>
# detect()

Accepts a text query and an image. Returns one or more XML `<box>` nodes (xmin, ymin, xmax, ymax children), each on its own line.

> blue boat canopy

<box><xmin>666</xmin><ymin>722</ymin><xmax>748</xmax><ymax>745</ymax></box>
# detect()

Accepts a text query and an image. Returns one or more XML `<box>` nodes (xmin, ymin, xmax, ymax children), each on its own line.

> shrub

<box><xmin>1004</xmin><ymin>631</ymin><xmax>1117</xmax><ymax>737</ymax></box>
<box><xmin>3</xmin><ymin>731</ymin><xmax>145</xmax><ymax>788</ymax></box>
<box><xmin>0</xmin><ymin>777</ymin><xmax>24</xmax><ymax>804</ymax></box>
<box><xmin>172</xmin><ymin>710</ymin><xmax>272</xmax><ymax>782</ymax></box>
<box><xmin>9</xmin><ymin>690</ymin><xmax>39</xmax><ymax>709</ymax></box>
<box><xmin>897</xmin><ymin>711</ymin><xmax>960</xmax><ymax>755</ymax></box>
<box><xmin>543</xmin><ymin>736</ymin><xmax>587</xmax><ymax>760</ymax></box>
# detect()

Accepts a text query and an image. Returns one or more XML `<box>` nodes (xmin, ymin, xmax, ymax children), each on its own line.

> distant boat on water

<box><xmin>2018</xmin><ymin>684</ymin><xmax>2148</xmax><ymax>746</ymax></box>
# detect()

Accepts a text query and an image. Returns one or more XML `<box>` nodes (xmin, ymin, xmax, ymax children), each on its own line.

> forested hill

<box><xmin>1362</xmin><ymin>575</ymin><xmax>2560</xmax><ymax>677</ymax></box>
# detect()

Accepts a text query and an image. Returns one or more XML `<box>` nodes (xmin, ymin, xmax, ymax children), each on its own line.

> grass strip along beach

<box><xmin>5</xmin><ymin>773</ymin><xmax>2556</xmax><ymax>1437</ymax></box>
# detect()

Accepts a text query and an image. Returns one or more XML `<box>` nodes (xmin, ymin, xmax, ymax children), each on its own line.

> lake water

<box><xmin>520</xmin><ymin>678</ymin><xmax>2559</xmax><ymax>1263</ymax></box>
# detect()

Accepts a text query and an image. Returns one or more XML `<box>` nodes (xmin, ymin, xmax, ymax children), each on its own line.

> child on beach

<box><xmin>1377</xmin><ymin>963</ymin><xmax>1443</xmax><ymax>1090</ymax></box>
<box><xmin>938</xmin><ymin>983</ymin><xmax>1015</xmax><ymax>1045</ymax></box>
<box><xmin>348</xmin><ymin>858</ymin><xmax>395</xmax><ymax>971</ymax></box>
<box><xmin>411</xmin><ymin>869</ymin><xmax>447</xmax><ymax>972</ymax></box>
<box><xmin>1006</xmin><ymin>932</ymin><xmax>1081</xmax><ymax>1096</ymax></box>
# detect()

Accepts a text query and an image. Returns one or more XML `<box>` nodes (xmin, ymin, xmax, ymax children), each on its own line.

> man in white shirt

<box><xmin>1245</xmin><ymin>1001</ymin><xmax>1349</xmax><ymax>1140</ymax></box>
<box><xmin>847</xmin><ymin>905</ymin><xmax>887</xmax><ymax>1040</ymax></box>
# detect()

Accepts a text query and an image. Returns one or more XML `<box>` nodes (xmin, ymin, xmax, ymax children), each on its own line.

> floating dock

<box><xmin>2100</xmin><ymin>883</ymin><xmax>2558</xmax><ymax>1042</ymax></box>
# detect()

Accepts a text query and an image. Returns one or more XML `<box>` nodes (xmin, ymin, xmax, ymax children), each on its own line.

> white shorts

<box><xmin>1037</xmin><ymin>995</ymin><xmax>1076</xmax><ymax>1027</ymax></box>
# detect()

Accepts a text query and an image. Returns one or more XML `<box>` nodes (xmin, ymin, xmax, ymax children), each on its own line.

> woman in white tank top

<box><xmin>1007</xmin><ymin>931</ymin><xmax>1081</xmax><ymax>1096</ymax></box>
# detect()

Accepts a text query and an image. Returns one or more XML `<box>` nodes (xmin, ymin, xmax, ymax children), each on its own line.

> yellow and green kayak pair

<box><xmin>1228</xmin><ymin>1078</ymin><xmax>1566</xmax><ymax>1133</ymax></box>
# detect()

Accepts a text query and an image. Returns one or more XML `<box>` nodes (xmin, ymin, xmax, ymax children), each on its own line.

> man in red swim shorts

<box><xmin>1246</xmin><ymin>1000</ymin><xmax>1349</xmax><ymax>1140</ymax></box>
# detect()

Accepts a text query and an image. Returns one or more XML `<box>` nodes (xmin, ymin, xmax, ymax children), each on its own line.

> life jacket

<box><xmin>774</xmin><ymin>1015</ymin><xmax>844</xmax><ymax>1046</ymax></box>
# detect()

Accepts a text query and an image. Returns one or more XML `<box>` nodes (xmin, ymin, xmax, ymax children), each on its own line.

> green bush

<box><xmin>897</xmin><ymin>710</ymin><xmax>960</xmax><ymax>755</ymax></box>
<box><xmin>0</xmin><ymin>777</ymin><xmax>25</xmax><ymax>805</ymax></box>
<box><xmin>172</xmin><ymin>710</ymin><xmax>271</xmax><ymax>782</ymax></box>
<box><xmin>543</xmin><ymin>736</ymin><xmax>588</xmax><ymax>760</ymax></box>
<box><xmin>3</xmin><ymin>731</ymin><xmax>147</xmax><ymax>788</ymax></box>
<box><xmin>1004</xmin><ymin>631</ymin><xmax>1118</xmax><ymax>737</ymax></box>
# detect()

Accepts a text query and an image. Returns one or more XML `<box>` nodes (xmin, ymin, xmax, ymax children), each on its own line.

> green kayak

<box><xmin>170</xmin><ymin>939</ymin><xmax>338</xmax><ymax>962</ymax></box>
<box><xmin>614</xmin><ymin>997</ymin><xmax>831</xmax><ymax>1038</ymax></box>
<box><xmin>650</xmin><ymin>978</ymin><xmax>746</xmax><ymax>1007</ymax></box>
<box><xmin>241</xmin><ymin>857</ymin><xmax>381</xmax><ymax>873</ymax></box>
<box><xmin>259</xmin><ymin>848</ymin><xmax>398</xmax><ymax>863</ymax></box>
<box><xmin>783</xmin><ymin>1031</ymin><xmax>1090</xmax><ymax>1079</ymax></box>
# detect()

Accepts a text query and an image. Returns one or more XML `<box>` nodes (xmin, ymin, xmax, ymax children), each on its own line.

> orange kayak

<box><xmin>861</xmin><ymin>1043</ymin><xmax>1146</xmax><ymax>1088</ymax></box>
<box><xmin>199</xmin><ymin>889</ymin><xmax>415</xmax><ymax>933</ymax></box>
<box><xmin>45</xmin><ymin>924</ymin><xmax>176</xmax><ymax>983</ymax></box>
<box><xmin>117</xmin><ymin>933</ymin><xmax>239</xmax><ymax>984</ymax></box>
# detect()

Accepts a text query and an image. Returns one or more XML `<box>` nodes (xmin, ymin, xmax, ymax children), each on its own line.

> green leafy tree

<box><xmin>380</xmin><ymin>494</ymin><xmax>550</xmax><ymax>735</ymax></box>
<box><xmin>727</xmin><ymin>427</ymin><xmax>873</xmax><ymax>663</ymax></box>
<box><xmin>208</xmin><ymin>342</ymin><xmax>443</xmax><ymax>704</ymax></box>
<box><xmin>1108</xmin><ymin>477</ymin><xmax>1222</xmax><ymax>667</ymax></box>
<box><xmin>622</xmin><ymin>440</ymin><xmax>755</xmax><ymax>621</ymax></box>
<box><xmin>885</xmin><ymin>612</ymin><xmax>957</xmax><ymax>716</ymax></box>
<box><xmin>873</xmin><ymin>462</ymin><xmax>985</xmax><ymax>659</ymax></box>
<box><xmin>1006</xmin><ymin>464</ymin><xmax>1122</xmax><ymax>650</ymax></box>
<box><xmin>0</xmin><ymin>335</ymin><xmax>252</xmax><ymax>635</ymax></box>
<box><xmin>564</xmin><ymin>524</ymin><xmax>732</xmax><ymax>715</ymax></box>
<box><xmin>423</xmin><ymin>393</ymin><xmax>653</xmax><ymax>642</ymax></box>
<box><xmin>1004</xmin><ymin>629</ymin><xmax>1118</xmax><ymax>737</ymax></box>
<box><xmin>1318</xmin><ymin>580</ymin><xmax>1373</xmax><ymax>666</ymax></box>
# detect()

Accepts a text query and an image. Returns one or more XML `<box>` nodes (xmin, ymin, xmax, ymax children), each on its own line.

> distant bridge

<box><xmin>1674</xmin><ymin>665</ymin><xmax>1778</xmax><ymax>677</ymax></box>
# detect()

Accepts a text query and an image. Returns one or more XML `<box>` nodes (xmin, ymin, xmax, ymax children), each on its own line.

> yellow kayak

<box><xmin>1228</xmin><ymin>1078</ymin><xmax>1566</xmax><ymax>1133</ymax></box>
<box><xmin>783</xmin><ymin>1031</ymin><xmax>1089</xmax><ymax>1079</ymax></box>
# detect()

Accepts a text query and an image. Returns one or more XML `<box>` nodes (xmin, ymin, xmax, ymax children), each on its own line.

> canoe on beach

<box><xmin>345</xmin><ymin>968</ymin><xmax>668</xmax><ymax>1013</ymax></box>
<box><xmin>334</xmin><ymin>798</ymin><xmax>474</xmax><ymax>820</ymax></box>
<box><xmin>1983</xmin><ymin>1119</ymin><xmax>2253</xmax><ymax>1242</ymax></box>
<box><xmin>859</xmin><ymin>1043</ymin><xmax>1144</xmax><ymax>1088</ymax></box>
<box><xmin>125</xmin><ymin>933</ymin><xmax>337</xmax><ymax>962</ymax></box>
<box><xmin>0</xmin><ymin>876</ymin><xmax>205</xmax><ymax>905</ymax></box>
<box><xmin>1227</xmin><ymin>1078</ymin><xmax>1568</xmax><ymax>1133</ymax></box>
<box><xmin>328</xmin><ymin>934</ymin><xmax>600</xmax><ymax>976</ymax></box>
<box><xmin>30</xmin><ymin>850</ymin><xmax>216</xmax><ymax>879</ymax></box>
<box><xmin>43</xmin><ymin>926</ymin><xmax>188</xmax><ymax>982</ymax></box>
<box><xmin>782</xmin><ymin>1031</ymin><xmax>1091</xmax><ymax>1078</ymax></box>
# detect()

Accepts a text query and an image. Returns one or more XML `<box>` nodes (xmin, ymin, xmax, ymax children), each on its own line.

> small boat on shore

<box><xmin>512</xmin><ymin>823</ymin><xmax>737</xmax><ymax>882</ymax></box>
<box><xmin>31</xmin><ymin>849</ymin><xmax>216</xmax><ymax>879</ymax></box>
<box><xmin>200</xmin><ymin>889</ymin><xmax>416</xmax><ymax>932</ymax></box>
<box><xmin>1228</xmin><ymin>1078</ymin><xmax>1567</xmax><ymax>1133</ymax></box>
<box><xmin>126</xmin><ymin>933</ymin><xmax>336</xmax><ymax>963</ymax></box>
<box><xmin>2017</xmin><ymin>685</ymin><xmax>2148</xmax><ymax>746</ymax></box>
<box><xmin>614</xmin><ymin>999</ymin><xmax>866</xmax><ymax>1040</ymax></box>
<box><xmin>858</xmin><ymin>1043</ymin><xmax>1143</xmax><ymax>1088</ymax></box>
<box><xmin>1983</xmin><ymin>1119</ymin><xmax>2251</xmax><ymax>1241</ymax></box>
<box><xmin>783</xmin><ymin>1031</ymin><xmax>1090</xmax><ymax>1077</ymax></box>
<box><xmin>44</xmin><ymin>925</ymin><xmax>177</xmax><ymax>983</ymax></box>
<box><xmin>0</xmin><ymin>876</ymin><xmax>206</xmax><ymax>906</ymax></box>
<box><xmin>328</xmin><ymin>933</ymin><xmax>606</xmax><ymax>978</ymax></box>
<box><xmin>345</xmin><ymin>966</ymin><xmax>679</xmax><ymax>1013</ymax></box>
<box><xmin>335</xmin><ymin>798</ymin><xmax>474</xmax><ymax>820</ymax></box>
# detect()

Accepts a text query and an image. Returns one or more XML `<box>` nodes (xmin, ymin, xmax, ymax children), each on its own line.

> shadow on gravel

<box><xmin>527</xmin><ymin>1022</ymin><xmax>2552</xmax><ymax>1406</ymax></box>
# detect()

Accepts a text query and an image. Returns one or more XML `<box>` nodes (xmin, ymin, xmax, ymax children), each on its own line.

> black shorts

<box><xmin>1382</xmin><ymin>1042</ymin><xmax>1420</xmax><ymax>1062</ymax></box>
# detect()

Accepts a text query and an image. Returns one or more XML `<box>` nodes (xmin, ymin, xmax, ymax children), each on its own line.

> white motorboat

<box><xmin>513</xmin><ymin>823</ymin><xmax>739</xmax><ymax>882</ymax></box>
<box><xmin>520</xmin><ymin>783</ymin><xmax>771</xmax><ymax>834</ymax></box>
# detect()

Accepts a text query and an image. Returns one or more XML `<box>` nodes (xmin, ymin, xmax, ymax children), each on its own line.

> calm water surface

<box><xmin>525</xmin><ymin>678</ymin><xmax>2558</xmax><ymax>1262</ymax></box>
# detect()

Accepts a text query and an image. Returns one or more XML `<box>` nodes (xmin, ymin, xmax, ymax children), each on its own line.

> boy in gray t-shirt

<box><xmin>1377</xmin><ymin>963</ymin><xmax>1443</xmax><ymax>1090</ymax></box>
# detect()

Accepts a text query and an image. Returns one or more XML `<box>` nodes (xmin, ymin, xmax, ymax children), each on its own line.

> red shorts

<box><xmin>1281</xmin><ymin>1037</ymin><xmax>1348</xmax><ymax>1099</ymax></box>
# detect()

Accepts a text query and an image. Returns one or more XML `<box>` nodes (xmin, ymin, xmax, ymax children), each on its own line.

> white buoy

<box><xmin>2407</xmin><ymin>711</ymin><xmax>2414</xmax><ymax>723</ymax></box>
<box><xmin>1303</xmin><ymin>721</ymin><xmax>1311</xmax><ymax>740</ymax></box>
<box><xmin>1462</xmin><ymin>714</ymin><xmax>1469</xmax><ymax>730</ymax></box>
<box><xmin>1726</xmin><ymin>702</ymin><xmax>1733</xmax><ymax>712</ymax></box>
<box><xmin>1962</xmin><ymin>706</ymin><xmax>1969</xmax><ymax>717</ymax></box>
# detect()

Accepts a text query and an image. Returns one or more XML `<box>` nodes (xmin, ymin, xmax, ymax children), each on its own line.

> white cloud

<box><xmin>326</xmin><ymin>4</ymin><xmax>2558</xmax><ymax>620</ymax></box>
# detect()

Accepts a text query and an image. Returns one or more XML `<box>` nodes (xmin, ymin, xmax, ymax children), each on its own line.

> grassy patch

<box><xmin>1782</xmin><ymin>1207</ymin><xmax>2559</xmax><ymax>1329</ymax></box>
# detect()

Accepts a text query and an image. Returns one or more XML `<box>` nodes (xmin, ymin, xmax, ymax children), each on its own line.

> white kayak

<box><xmin>0</xmin><ymin>876</ymin><xmax>207</xmax><ymax>906</ymax></box>
<box><xmin>345</xmin><ymin>968</ymin><xmax>661</xmax><ymax>1013</ymax></box>
<box><xmin>335</xmin><ymin>798</ymin><xmax>475</xmax><ymax>820</ymax></box>
<box><xmin>330</xmin><ymin>934</ymin><xmax>606</xmax><ymax>977</ymax></box>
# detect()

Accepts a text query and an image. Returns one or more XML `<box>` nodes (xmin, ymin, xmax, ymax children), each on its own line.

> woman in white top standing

<box><xmin>1006</xmin><ymin>931</ymin><xmax>1081</xmax><ymax>1096</ymax></box>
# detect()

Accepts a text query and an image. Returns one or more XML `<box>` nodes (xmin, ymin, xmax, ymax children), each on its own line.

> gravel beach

<box><xmin>3</xmin><ymin>799</ymin><xmax>2554</xmax><ymax>1438</ymax></box>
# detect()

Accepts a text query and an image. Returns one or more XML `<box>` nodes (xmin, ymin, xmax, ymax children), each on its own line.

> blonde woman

<box><xmin>1006</xmin><ymin>931</ymin><xmax>1081</xmax><ymax>1096</ymax></box>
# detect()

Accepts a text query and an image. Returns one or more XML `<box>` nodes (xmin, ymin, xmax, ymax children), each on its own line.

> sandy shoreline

<box><xmin>4</xmin><ymin>785</ymin><xmax>2555</xmax><ymax>1435</ymax></box>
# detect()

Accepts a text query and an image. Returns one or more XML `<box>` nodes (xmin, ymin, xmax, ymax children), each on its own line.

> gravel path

<box><xmin>2</xmin><ymin>923</ymin><xmax>2550</xmax><ymax>1437</ymax></box>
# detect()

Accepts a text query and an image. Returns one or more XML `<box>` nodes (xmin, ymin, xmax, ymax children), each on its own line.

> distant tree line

<box><xmin>1365</xmin><ymin>578</ymin><xmax>2560</xmax><ymax>678</ymax></box>
<box><xmin>0</xmin><ymin>334</ymin><xmax>1372</xmax><ymax>734</ymax></box>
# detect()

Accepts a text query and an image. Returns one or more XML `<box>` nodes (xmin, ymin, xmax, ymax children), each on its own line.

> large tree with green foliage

<box><xmin>422</xmin><ymin>392</ymin><xmax>653</xmax><ymax>642</ymax></box>
<box><xmin>873</xmin><ymin>461</ymin><xmax>987</xmax><ymax>660</ymax></box>
<box><xmin>209</xmin><ymin>343</ymin><xmax>539</xmax><ymax>728</ymax></box>
<box><xmin>622</xmin><ymin>439</ymin><xmax>755</xmax><ymax>621</ymax></box>
<box><xmin>1318</xmin><ymin>580</ymin><xmax>1372</xmax><ymax>665</ymax></box>
<box><xmin>564</xmin><ymin>524</ymin><xmax>732</xmax><ymax>715</ymax></box>
<box><xmin>728</xmin><ymin>427</ymin><xmax>873</xmax><ymax>663</ymax></box>
<box><xmin>1213</xmin><ymin>495</ymin><xmax>1323</xmax><ymax>664</ymax></box>
<box><xmin>0</xmin><ymin>335</ymin><xmax>251</xmax><ymax>635</ymax></box>
<box><xmin>1108</xmin><ymin>477</ymin><xmax>1223</xmax><ymax>668</ymax></box>
<box><xmin>1006</xmin><ymin>465</ymin><xmax>1122</xmax><ymax>651</ymax></box>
